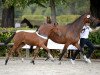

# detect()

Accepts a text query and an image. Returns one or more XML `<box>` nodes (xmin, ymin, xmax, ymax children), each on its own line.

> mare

<box><xmin>38</xmin><ymin>13</ymin><xmax>100</xmax><ymax>63</ymax></box>
<box><xmin>5</xmin><ymin>24</ymin><xmax>58</xmax><ymax>65</ymax></box>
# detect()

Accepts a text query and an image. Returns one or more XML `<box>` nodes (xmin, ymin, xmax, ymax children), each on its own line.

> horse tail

<box><xmin>4</xmin><ymin>32</ymin><xmax>16</xmax><ymax>46</ymax></box>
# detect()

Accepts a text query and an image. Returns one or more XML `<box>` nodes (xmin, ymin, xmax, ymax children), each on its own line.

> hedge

<box><xmin>0</xmin><ymin>14</ymin><xmax>99</xmax><ymax>57</ymax></box>
<box><xmin>0</xmin><ymin>27</ymin><xmax>100</xmax><ymax>57</ymax></box>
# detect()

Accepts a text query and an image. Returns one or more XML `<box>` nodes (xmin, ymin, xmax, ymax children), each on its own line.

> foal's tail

<box><xmin>4</xmin><ymin>32</ymin><xmax>16</xmax><ymax>46</ymax></box>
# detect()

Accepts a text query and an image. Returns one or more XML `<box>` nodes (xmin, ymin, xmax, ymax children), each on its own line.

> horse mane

<box><xmin>72</xmin><ymin>14</ymin><xmax>86</xmax><ymax>24</ymax></box>
<box><xmin>65</xmin><ymin>13</ymin><xmax>88</xmax><ymax>28</ymax></box>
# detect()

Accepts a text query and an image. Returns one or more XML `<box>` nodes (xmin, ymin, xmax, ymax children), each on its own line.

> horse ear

<box><xmin>53</xmin><ymin>23</ymin><xmax>58</xmax><ymax>28</ymax></box>
<box><xmin>53</xmin><ymin>23</ymin><xmax>56</xmax><ymax>26</ymax></box>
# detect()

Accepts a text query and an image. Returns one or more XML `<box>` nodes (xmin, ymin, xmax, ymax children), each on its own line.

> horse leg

<box><xmin>44</xmin><ymin>40</ymin><xmax>50</xmax><ymax>61</ymax></box>
<box><xmin>31</xmin><ymin>47</ymin><xmax>40</xmax><ymax>65</ymax></box>
<box><xmin>71</xmin><ymin>43</ymin><xmax>81</xmax><ymax>60</ymax></box>
<box><xmin>5</xmin><ymin>45</ymin><xmax>19</xmax><ymax>65</ymax></box>
<box><xmin>41</xmin><ymin>44</ymin><xmax>54</xmax><ymax>61</ymax></box>
<box><xmin>59</xmin><ymin>44</ymin><xmax>69</xmax><ymax>64</ymax></box>
<box><xmin>29</xmin><ymin>46</ymin><xmax>33</xmax><ymax>54</ymax></box>
<box><xmin>16</xmin><ymin>43</ymin><xmax>25</xmax><ymax>62</ymax></box>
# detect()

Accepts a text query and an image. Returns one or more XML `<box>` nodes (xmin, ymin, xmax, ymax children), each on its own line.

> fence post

<box><xmin>26</xmin><ymin>49</ymin><xmax>29</xmax><ymax>58</ymax></box>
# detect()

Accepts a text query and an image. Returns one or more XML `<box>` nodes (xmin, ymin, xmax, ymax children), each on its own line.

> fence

<box><xmin>0</xmin><ymin>30</ymin><xmax>100</xmax><ymax>58</ymax></box>
<box><xmin>0</xmin><ymin>42</ymin><xmax>100</xmax><ymax>58</ymax></box>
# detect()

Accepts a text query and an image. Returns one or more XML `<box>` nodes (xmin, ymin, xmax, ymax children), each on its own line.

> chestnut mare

<box><xmin>38</xmin><ymin>13</ymin><xmax>100</xmax><ymax>63</ymax></box>
<box><xmin>5</xmin><ymin>24</ymin><xmax>58</xmax><ymax>65</ymax></box>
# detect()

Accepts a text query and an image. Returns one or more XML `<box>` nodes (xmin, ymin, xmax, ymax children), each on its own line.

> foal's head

<box><xmin>46</xmin><ymin>16</ymin><xmax>52</xmax><ymax>24</ymax></box>
<box><xmin>38</xmin><ymin>23</ymin><xmax>60</xmax><ymax>36</ymax></box>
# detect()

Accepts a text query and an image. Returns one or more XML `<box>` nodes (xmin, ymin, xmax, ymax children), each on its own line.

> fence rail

<box><xmin>0</xmin><ymin>43</ymin><xmax>100</xmax><ymax>48</ymax></box>
<box><xmin>0</xmin><ymin>42</ymin><xmax>99</xmax><ymax>58</ymax></box>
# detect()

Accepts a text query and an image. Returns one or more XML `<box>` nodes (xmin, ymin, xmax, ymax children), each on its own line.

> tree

<box><xmin>49</xmin><ymin>0</ymin><xmax>56</xmax><ymax>23</ymax></box>
<box><xmin>1</xmin><ymin>0</ymin><xmax>46</xmax><ymax>27</ymax></box>
<box><xmin>90</xmin><ymin>0</ymin><xmax>100</xmax><ymax>19</ymax></box>
<box><xmin>1</xmin><ymin>5</ymin><xmax>14</xmax><ymax>27</ymax></box>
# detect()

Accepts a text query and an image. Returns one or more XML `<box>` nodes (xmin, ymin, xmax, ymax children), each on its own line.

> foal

<box><xmin>5</xmin><ymin>24</ymin><xmax>58</xmax><ymax>65</ymax></box>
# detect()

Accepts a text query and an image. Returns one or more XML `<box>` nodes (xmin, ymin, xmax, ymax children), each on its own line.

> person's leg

<box><xmin>70</xmin><ymin>38</ymin><xmax>85</xmax><ymax>64</ymax></box>
<box><xmin>71</xmin><ymin>38</ymin><xmax>85</xmax><ymax>60</ymax></box>
<box><xmin>85</xmin><ymin>39</ymin><xmax>95</xmax><ymax>58</ymax></box>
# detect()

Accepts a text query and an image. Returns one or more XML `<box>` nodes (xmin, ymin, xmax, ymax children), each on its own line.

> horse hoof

<box><xmin>45</xmin><ymin>56</ymin><xmax>49</xmax><ymax>61</ymax></box>
<box><xmin>5</xmin><ymin>62</ymin><xmax>8</xmax><ymax>65</ymax></box>
<box><xmin>51</xmin><ymin>59</ymin><xmax>54</xmax><ymax>62</ymax></box>
<box><xmin>58</xmin><ymin>61</ymin><xmax>61</xmax><ymax>65</ymax></box>
<box><xmin>30</xmin><ymin>60</ymin><xmax>35</xmax><ymax>65</ymax></box>
<box><xmin>21</xmin><ymin>58</ymin><xmax>24</xmax><ymax>62</ymax></box>
<box><xmin>5</xmin><ymin>59</ymin><xmax>8</xmax><ymax>65</ymax></box>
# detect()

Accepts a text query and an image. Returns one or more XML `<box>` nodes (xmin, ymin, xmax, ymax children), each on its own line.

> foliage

<box><xmin>3</xmin><ymin>0</ymin><xmax>46</xmax><ymax>9</ymax></box>
<box><xmin>89</xmin><ymin>29</ymin><xmax>100</xmax><ymax>44</ymax></box>
<box><xmin>22</xmin><ymin>15</ymin><xmax>45</xmax><ymax>20</ymax></box>
<box><xmin>57</xmin><ymin>15</ymin><xmax>80</xmax><ymax>24</ymax></box>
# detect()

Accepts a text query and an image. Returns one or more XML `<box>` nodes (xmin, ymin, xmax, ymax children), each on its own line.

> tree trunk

<box><xmin>50</xmin><ymin>0</ymin><xmax>56</xmax><ymax>23</ymax></box>
<box><xmin>1</xmin><ymin>6</ymin><xmax>14</xmax><ymax>27</ymax></box>
<box><xmin>90</xmin><ymin>0</ymin><xmax>100</xmax><ymax>19</ymax></box>
<box><xmin>69</xmin><ymin>2</ymin><xmax>76</xmax><ymax>14</ymax></box>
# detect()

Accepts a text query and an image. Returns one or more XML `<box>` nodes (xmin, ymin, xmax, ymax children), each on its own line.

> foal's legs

<box><xmin>5</xmin><ymin>45</ymin><xmax>19</xmax><ymax>65</ymax></box>
<box><xmin>5</xmin><ymin>43</ymin><xmax>23</xmax><ymax>65</ymax></box>
<box><xmin>41</xmin><ymin>44</ymin><xmax>54</xmax><ymax>61</ymax></box>
<box><xmin>31</xmin><ymin>47</ymin><xmax>40</xmax><ymax>64</ymax></box>
<box><xmin>16</xmin><ymin>44</ymin><xmax>25</xmax><ymax>62</ymax></box>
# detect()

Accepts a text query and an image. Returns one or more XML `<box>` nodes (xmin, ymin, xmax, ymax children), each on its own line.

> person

<box><xmin>70</xmin><ymin>15</ymin><xmax>95</xmax><ymax>64</ymax></box>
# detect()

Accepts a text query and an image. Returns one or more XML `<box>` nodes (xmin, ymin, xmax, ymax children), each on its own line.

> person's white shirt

<box><xmin>80</xmin><ymin>24</ymin><xmax>92</xmax><ymax>39</ymax></box>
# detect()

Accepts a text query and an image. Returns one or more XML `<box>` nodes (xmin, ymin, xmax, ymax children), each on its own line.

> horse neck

<box><xmin>38</xmin><ymin>25</ymin><xmax>54</xmax><ymax>37</ymax></box>
<box><xmin>70</xmin><ymin>16</ymin><xmax>84</xmax><ymax>32</ymax></box>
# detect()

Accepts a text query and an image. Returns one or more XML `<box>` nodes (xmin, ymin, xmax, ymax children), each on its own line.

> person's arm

<box><xmin>91</xmin><ymin>27</ymin><xmax>100</xmax><ymax>32</ymax></box>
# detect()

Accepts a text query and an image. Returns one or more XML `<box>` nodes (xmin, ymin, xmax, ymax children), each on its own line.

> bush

<box><xmin>89</xmin><ymin>29</ymin><xmax>100</xmax><ymax>44</ymax></box>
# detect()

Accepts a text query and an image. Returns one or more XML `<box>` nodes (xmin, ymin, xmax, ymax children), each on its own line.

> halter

<box><xmin>84</xmin><ymin>15</ymin><xmax>93</xmax><ymax>24</ymax></box>
<box><xmin>86</xmin><ymin>15</ymin><xmax>90</xmax><ymax>18</ymax></box>
<box><xmin>36</xmin><ymin>32</ymin><xmax>48</xmax><ymax>39</ymax></box>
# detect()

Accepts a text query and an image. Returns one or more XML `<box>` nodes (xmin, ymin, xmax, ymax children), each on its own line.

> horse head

<box><xmin>49</xmin><ymin>24</ymin><xmax>61</xmax><ymax>36</ymax></box>
<box><xmin>83</xmin><ymin>13</ymin><xmax>100</xmax><ymax>28</ymax></box>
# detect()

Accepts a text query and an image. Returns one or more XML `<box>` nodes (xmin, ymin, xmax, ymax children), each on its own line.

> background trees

<box><xmin>90</xmin><ymin>0</ymin><xmax>100</xmax><ymax>19</ymax></box>
<box><xmin>1</xmin><ymin>0</ymin><xmax>46</xmax><ymax>27</ymax></box>
<box><xmin>0</xmin><ymin>0</ymin><xmax>100</xmax><ymax>27</ymax></box>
